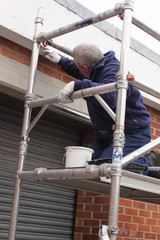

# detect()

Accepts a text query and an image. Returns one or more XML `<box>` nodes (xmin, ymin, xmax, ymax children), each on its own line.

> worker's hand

<box><xmin>58</xmin><ymin>81</ymin><xmax>75</xmax><ymax>103</ymax></box>
<box><xmin>43</xmin><ymin>50</ymin><xmax>61</xmax><ymax>63</ymax></box>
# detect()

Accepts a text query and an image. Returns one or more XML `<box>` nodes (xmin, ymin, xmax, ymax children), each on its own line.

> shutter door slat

<box><xmin>0</xmin><ymin>104</ymin><xmax>80</xmax><ymax>240</ymax></box>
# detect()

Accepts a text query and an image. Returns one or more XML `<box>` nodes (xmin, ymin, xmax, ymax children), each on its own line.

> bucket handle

<box><xmin>63</xmin><ymin>153</ymin><xmax>66</xmax><ymax>166</ymax></box>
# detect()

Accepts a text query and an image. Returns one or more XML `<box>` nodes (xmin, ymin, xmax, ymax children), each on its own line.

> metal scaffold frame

<box><xmin>8</xmin><ymin>1</ymin><xmax>160</xmax><ymax>240</ymax></box>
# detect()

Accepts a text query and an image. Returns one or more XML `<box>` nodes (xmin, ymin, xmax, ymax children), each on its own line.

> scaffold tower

<box><xmin>8</xmin><ymin>1</ymin><xmax>160</xmax><ymax>240</ymax></box>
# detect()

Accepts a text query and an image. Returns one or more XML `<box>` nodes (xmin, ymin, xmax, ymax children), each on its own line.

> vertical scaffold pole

<box><xmin>8</xmin><ymin>8</ymin><xmax>44</xmax><ymax>240</ymax></box>
<box><xmin>108</xmin><ymin>1</ymin><xmax>133</xmax><ymax>240</ymax></box>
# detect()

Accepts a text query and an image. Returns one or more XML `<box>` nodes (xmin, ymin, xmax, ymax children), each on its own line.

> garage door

<box><xmin>0</xmin><ymin>99</ymin><xmax>81</xmax><ymax>240</ymax></box>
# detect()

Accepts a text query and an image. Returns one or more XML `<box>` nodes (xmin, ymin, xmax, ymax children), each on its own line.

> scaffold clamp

<box><xmin>42</xmin><ymin>41</ymin><xmax>49</xmax><ymax>47</ymax></box>
<box><xmin>127</xmin><ymin>74</ymin><xmax>135</xmax><ymax>80</ymax></box>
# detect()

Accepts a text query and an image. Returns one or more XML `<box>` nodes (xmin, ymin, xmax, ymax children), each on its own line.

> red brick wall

<box><xmin>1</xmin><ymin>37</ymin><xmax>160</xmax><ymax>240</ymax></box>
<box><xmin>74</xmin><ymin>191</ymin><xmax>160</xmax><ymax>240</ymax></box>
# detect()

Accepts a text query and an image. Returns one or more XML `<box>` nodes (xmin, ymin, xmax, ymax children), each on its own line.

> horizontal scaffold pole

<box><xmin>132</xmin><ymin>16</ymin><xmax>160</xmax><ymax>41</ymax></box>
<box><xmin>47</xmin><ymin>40</ymin><xmax>73</xmax><ymax>56</ymax></box>
<box><xmin>17</xmin><ymin>164</ymin><xmax>111</xmax><ymax>180</ymax></box>
<box><xmin>28</xmin><ymin>82</ymin><xmax>117</xmax><ymax>108</ymax></box>
<box><xmin>37</xmin><ymin>3</ymin><xmax>124</xmax><ymax>42</ymax></box>
<box><xmin>129</xmin><ymin>80</ymin><xmax>160</xmax><ymax>99</ymax></box>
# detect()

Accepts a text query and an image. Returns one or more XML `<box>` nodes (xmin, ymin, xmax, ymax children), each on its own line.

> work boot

<box><xmin>146</xmin><ymin>150</ymin><xmax>160</xmax><ymax>178</ymax></box>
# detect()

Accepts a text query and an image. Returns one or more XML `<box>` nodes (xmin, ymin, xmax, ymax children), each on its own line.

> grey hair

<box><xmin>72</xmin><ymin>43</ymin><xmax>104</xmax><ymax>69</ymax></box>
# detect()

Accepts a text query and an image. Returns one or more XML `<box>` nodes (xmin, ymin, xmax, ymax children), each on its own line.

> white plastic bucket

<box><xmin>64</xmin><ymin>146</ymin><xmax>94</xmax><ymax>168</ymax></box>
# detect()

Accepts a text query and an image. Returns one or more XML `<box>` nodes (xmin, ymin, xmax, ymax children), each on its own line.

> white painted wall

<box><xmin>0</xmin><ymin>0</ymin><xmax>160</xmax><ymax>111</ymax></box>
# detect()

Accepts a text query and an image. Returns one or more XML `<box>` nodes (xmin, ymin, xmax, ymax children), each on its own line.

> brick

<box><xmin>75</xmin><ymin>226</ymin><xmax>91</xmax><ymax>234</ymax></box>
<box><xmin>93</xmin><ymin>212</ymin><xmax>108</xmax><ymax>219</ymax></box>
<box><xmin>74</xmin><ymin>233</ymin><xmax>82</xmax><ymax>240</ymax></box>
<box><xmin>85</xmin><ymin>192</ymin><xmax>101</xmax><ymax>196</ymax></box>
<box><xmin>117</xmin><ymin>237</ymin><xmax>123</xmax><ymax>240</ymax></box>
<box><xmin>91</xmin><ymin>227</ymin><xmax>99</xmax><ymax>234</ymax></box>
<box><xmin>152</xmin><ymin>211</ymin><xmax>160</xmax><ymax>219</ymax></box>
<box><xmin>118</xmin><ymin>221</ymin><xmax>124</xmax><ymax>229</ymax></box>
<box><xmin>102</xmin><ymin>204</ymin><xmax>109</xmax><ymax>212</ymax></box>
<box><xmin>151</xmin><ymin>121</ymin><xmax>160</xmax><ymax>130</ymax></box>
<box><xmin>150</xmin><ymin>113</ymin><xmax>156</xmax><ymax>121</ymax></box>
<box><xmin>124</xmin><ymin>222</ymin><xmax>138</xmax><ymax>231</ymax></box>
<box><xmin>62</xmin><ymin>74</ymin><xmax>75</xmax><ymax>83</ymax></box>
<box><xmin>146</xmin><ymin>218</ymin><xmax>157</xmax><ymax>225</ymax></box>
<box><xmin>16</xmin><ymin>45</ymin><xmax>31</xmax><ymax>57</ymax></box>
<box><xmin>84</xmin><ymin>219</ymin><xmax>100</xmax><ymax>227</ymax></box>
<box><xmin>78</xmin><ymin>196</ymin><xmax>93</xmax><ymax>203</ymax></box>
<box><xmin>85</xmin><ymin>204</ymin><xmax>101</xmax><ymax>211</ymax></box>
<box><xmin>75</xmin><ymin>218</ymin><xmax>83</xmax><ymax>226</ymax></box>
<box><xmin>133</xmin><ymin>201</ymin><xmax>145</xmax><ymax>209</ymax></box>
<box><xmin>43</xmin><ymin>66</ymin><xmax>62</xmax><ymax>79</ymax></box>
<box><xmin>155</xmin><ymin>129</ymin><xmax>160</xmax><ymax>137</ymax></box>
<box><xmin>145</xmin><ymin>232</ymin><xmax>157</xmax><ymax>239</ymax></box>
<box><xmin>83</xmin><ymin>234</ymin><xmax>98</xmax><ymax>240</ymax></box>
<box><xmin>139</xmin><ymin>210</ymin><xmax>151</xmax><ymax>218</ymax></box>
<box><xmin>132</xmin><ymin>216</ymin><xmax>145</xmax><ymax>224</ymax></box>
<box><xmin>22</xmin><ymin>56</ymin><xmax>31</xmax><ymax>66</ymax></box>
<box><xmin>146</xmin><ymin>203</ymin><xmax>159</xmax><ymax>212</ymax></box>
<box><xmin>118</xmin><ymin>213</ymin><xmax>131</xmax><ymax>222</ymax></box>
<box><xmin>39</xmin><ymin>56</ymin><xmax>57</xmax><ymax>69</ymax></box>
<box><xmin>150</xmin><ymin>108</ymin><xmax>160</xmax><ymax>115</ymax></box>
<box><xmin>125</xmin><ymin>208</ymin><xmax>138</xmax><ymax>216</ymax></box>
<box><xmin>152</xmin><ymin>135</ymin><xmax>157</xmax><ymax>140</ymax></box>
<box><xmin>118</xmin><ymin>229</ymin><xmax>130</xmax><ymax>237</ymax></box>
<box><xmin>101</xmin><ymin>220</ymin><xmax>108</xmax><ymax>225</ymax></box>
<box><xmin>156</xmin><ymin>115</ymin><xmax>160</xmax><ymax>122</ymax></box>
<box><xmin>78</xmin><ymin>190</ymin><xmax>86</xmax><ymax>196</ymax></box>
<box><xmin>151</xmin><ymin>225</ymin><xmax>160</xmax><ymax>233</ymax></box>
<box><xmin>76</xmin><ymin>211</ymin><xmax>91</xmax><ymax>219</ymax></box>
<box><xmin>94</xmin><ymin>196</ymin><xmax>110</xmax><ymax>204</ymax></box>
<box><xmin>131</xmin><ymin>230</ymin><xmax>144</xmax><ymax>238</ymax></box>
<box><xmin>77</xmin><ymin>203</ymin><xmax>84</xmax><ymax>211</ymax></box>
<box><xmin>138</xmin><ymin>224</ymin><xmax>151</xmax><ymax>232</ymax></box>
<box><xmin>118</xmin><ymin>206</ymin><xmax>124</xmax><ymax>214</ymax></box>
<box><xmin>119</xmin><ymin>198</ymin><xmax>132</xmax><ymax>207</ymax></box>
